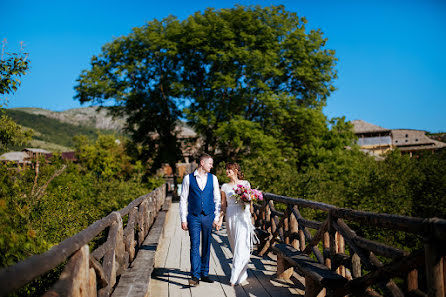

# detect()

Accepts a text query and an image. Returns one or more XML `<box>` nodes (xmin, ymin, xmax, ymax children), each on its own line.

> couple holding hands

<box><xmin>179</xmin><ymin>154</ymin><xmax>257</xmax><ymax>287</ymax></box>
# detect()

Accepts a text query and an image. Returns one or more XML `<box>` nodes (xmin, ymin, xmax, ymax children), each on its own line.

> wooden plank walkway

<box><xmin>149</xmin><ymin>201</ymin><xmax>306</xmax><ymax>297</ymax></box>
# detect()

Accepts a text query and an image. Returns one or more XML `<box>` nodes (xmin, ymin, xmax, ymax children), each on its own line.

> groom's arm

<box><xmin>212</xmin><ymin>175</ymin><xmax>221</xmax><ymax>225</ymax></box>
<box><xmin>179</xmin><ymin>175</ymin><xmax>190</xmax><ymax>230</ymax></box>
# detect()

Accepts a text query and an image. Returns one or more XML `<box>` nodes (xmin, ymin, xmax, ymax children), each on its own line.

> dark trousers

<box><xmin>187</xmin><ymin>212</ymin><xmax>214</xmax><ymax>279</ymax></box>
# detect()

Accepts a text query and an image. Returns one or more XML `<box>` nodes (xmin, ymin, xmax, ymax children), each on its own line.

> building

<box><xmin>22</xmin><ymin>148</ymin><xmax>52</xmax><ymax>160</ymax></box>
<box><xmin>391</xmin><ymin>129</ymin><xmax>446</xmax><ymax>156</ymax></box>
<box><xmin>1</xmin><ymin>148</ymin><xmax>77</xmax><ymax>168</ymax></box>
<box><xmin>352</xmin><ymin>120</ymin><xmax>392</xmax><ymax>155</ymax></box>
<box><xmin>0</xmin><ymin>151</ymin><xmax>32</xmax><ymax>167</ymax></box>
<box><xmin>352</xmin><ymin>120</ymin><xmax>446</xmax><ymax>157</ymax></box>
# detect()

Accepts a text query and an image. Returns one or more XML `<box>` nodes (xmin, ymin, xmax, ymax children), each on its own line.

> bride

<box><xmin>218</xmin><ymin>162</ymin><xmax>257</xmax><ymax>286</ymax></box>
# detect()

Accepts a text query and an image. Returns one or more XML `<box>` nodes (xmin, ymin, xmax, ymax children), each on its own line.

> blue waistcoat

<box><xmin>188</xmin><ymin>172</ymin><xmax>215</xmax><ymax>216</ymax></box>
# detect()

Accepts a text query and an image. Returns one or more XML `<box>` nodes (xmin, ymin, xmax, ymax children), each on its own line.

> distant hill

<box><xmin>427</xmin><ymin>132</ymin><xmax>446</xmax><ymax>143</ymax></box>
<box><xmin>4</xmin><ymin>107</ymin><xmax>124</xmax><ymax>152</ymax></box>
<box><xmin>11</xmin><ymin>106</ymin><xmax>125</xmax><ymax>130</ymax></box>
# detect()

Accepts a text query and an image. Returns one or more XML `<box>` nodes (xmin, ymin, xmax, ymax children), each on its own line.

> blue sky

<box><xmin>1</xmin><ymin>0</ymin><xmax>445</xmax><ymax>132</ymax></box>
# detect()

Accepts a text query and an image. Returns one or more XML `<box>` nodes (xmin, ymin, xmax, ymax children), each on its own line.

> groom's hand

<box><xmin>181</xmin><ymin>222</ymin><xmax>188</xmax><ymax>231</ymax></box>
<box><xmin>213</xmin><ymin>221</ymin><xmax>221</xmax><ymax>231</ymax></box>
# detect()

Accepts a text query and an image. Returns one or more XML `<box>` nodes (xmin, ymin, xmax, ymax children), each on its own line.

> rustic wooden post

<box><xmin>337</xmin><ymin>232</ymin><xmax>346</xmax><ymax>277</ymax></box>
<box><xmin>43</xmin><ymin>245</ymin><xmax>91</xmax><ymax>297</ymax></box>
<box><xmin>323</xmin><ymin>232</ymin><xmax>331</xmax><ymax>269</ymax></box>
<box><xmin>284</xmin><ymin>206</ymin><xmax>290</xmax><ymax>245</ymax></box>
<box><xmin>424</xmin><ymin>240</ymin><xmax>445</xmax><ymax>297</ymax></box>
<box><xmin>146</xmin><ymin>197</ymin><xmax>154</xmax><ymax>225</ymax></box>
<box><xmin>137</xmin><ymin>200</ymin><xmax>148</xmax><ymax>247</ymax></box>
<box><xmin>261</xmin><ymin>197</ymin><xmax>267</xmax><ymax>231</ymax></box>
<box><xmin>276</xmin><ymin>255</ymin><xmax>293</xmax><ymax>280</ymax></box>
<box><xmin>290</xmin><ymin>207</ymin><xmax>299</xmax><ymax>250</ymax></box>
<box><xmin>270</xmin><ymin>201</ymin><xmax>277</xmax><ymax>236</ymax></box>
<box><xmin>265</xmin><ymin>199</ymin><xmax>271</xmax><ymax>234</ymax></box>
<box><xmin>294</xmin><ymin>206</ymin><xmax>305</xmax><ymax>251</ymax></box>
<box><xmin>114</xmin><ymin>215</ymin><xmax>126</xmax><ymax>276</ymax></box>
<box><xmin>298</xmin><ymin>223</ymin><xmax>306</xmax><ymax>252</ymax></box>
<box><xmin>407</xmin><ymin>269</ymin><xmax>418</xmax><ymax>291</ymax></box>
<box><xmin>100</xmin><ymin>213</ymin><xmax>124</xmax><ymax>297</ymax></box>
<box><xmin>123</xmin><ymin>207</ymin><xmax>138</xmax><ymax>262</ymax></box>
<box><xmin>88</xmin><ymin>267</ymin><xmax>97</xmax><ymax>297</ymax></box>
<box><xmin>352</xmin><ymin>253</ymin><xmax>361</xmax><ymax>278</ymax></box>
<box><xmin>304</xmin><ymin>275</ymin><xmax>323</xmax><ymax>297</ymax></box>
<box><xmin>328</xmin><ymin>213</ymin><xmax>337</xmax><ymax>272</ymax></box>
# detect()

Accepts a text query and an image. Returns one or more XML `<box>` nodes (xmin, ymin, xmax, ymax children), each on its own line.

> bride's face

<box><xmin>226</xmin><ymin>168</ymin><xmax>236</xmax><ymax>178</ymax></box>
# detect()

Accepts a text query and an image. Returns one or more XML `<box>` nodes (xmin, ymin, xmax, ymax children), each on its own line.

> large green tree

<box><xmin>75</xmin><ymin>16</ymin><xmax>183</xmax><ymax>173</ymax></box>
<box><xmin>0</xmin><ymin>41</ymin><xmax>32</xmax><ymax>150</ymax></box>
<box><xmin>180</xmin><ymin>6</ymin><xmax>337</xmax><ymax>154</ymax></box>
<box><xmin>75</xmin><ymin>5</ymin><xmax>338</xmax><ymax>168</ymax></box>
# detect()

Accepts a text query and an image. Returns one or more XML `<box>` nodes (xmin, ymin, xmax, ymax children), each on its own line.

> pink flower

<box><xmin>232</xmin><ymin>184</ymin><xmax>263</xmax><ymax>206</ymax></box>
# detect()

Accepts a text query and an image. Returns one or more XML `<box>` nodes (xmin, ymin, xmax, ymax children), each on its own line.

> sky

<box><xmin>1</xmin><ymin>0</ymin><xmax>446</xmax><ymax>132</ymax></box>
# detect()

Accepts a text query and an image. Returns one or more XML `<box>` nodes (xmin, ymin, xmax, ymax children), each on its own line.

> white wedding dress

<box><xmin>221</xmin><ymin>180</ymin><xmax>257</xmax><ymax>285</ymax></box>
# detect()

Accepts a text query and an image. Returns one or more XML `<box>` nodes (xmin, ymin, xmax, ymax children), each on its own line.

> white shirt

<box><xmin>179</xmin><ymin>170</ymin><xmax>221</xmax><ymax>223</ymax></box>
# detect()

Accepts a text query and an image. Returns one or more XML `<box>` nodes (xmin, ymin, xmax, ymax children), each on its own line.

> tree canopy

<box><xmin>0</xmin><ymin>41</ymin><xmax>32</xmax><ymax>151</ymax></box>
<box><xmin>75</xmin><ymin>5</ymin><xmax>338</xmax><ymax>167</ymax></box>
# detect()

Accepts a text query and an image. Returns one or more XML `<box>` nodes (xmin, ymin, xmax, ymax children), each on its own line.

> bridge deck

<box><xmin>149</xmin><ymin>201</ymin><xmax>305</xmax><ymax>297</ymax></box>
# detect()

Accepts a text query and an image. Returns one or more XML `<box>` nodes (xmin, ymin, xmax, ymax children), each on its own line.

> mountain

<box><xmin>10</xmin><ymin>106</ymin><xmax>125</xmax><ymax>130</ymax></box>
<box><xmin>4</xmin><ymin>107</ymin><xmax>124</xmax><ymax>152</ymax></box>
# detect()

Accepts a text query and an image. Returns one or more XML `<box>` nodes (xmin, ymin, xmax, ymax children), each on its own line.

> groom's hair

<box><xmin>199</xmin><ymin>153</ymin><xmax>212</xmax><ymax>164</ymax></box>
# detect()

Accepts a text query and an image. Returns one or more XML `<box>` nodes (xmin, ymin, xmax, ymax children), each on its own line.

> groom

<box><xmin>179</xmin><ymin>153</ymin><xmax>221</xmax><ymax>286</ymax></box>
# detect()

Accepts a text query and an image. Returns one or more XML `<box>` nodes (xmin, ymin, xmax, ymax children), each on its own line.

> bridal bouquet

<box><xmin>233</xmin><ymin>184</ymin><xmax>263</xmax><ymax>208</ymax></box>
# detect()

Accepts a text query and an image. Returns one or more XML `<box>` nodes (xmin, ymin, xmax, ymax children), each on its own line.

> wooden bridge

<box><xmin>1</xmin><ymin>184</ymin><xmax>446</xmax><ymax>297</ymax></box>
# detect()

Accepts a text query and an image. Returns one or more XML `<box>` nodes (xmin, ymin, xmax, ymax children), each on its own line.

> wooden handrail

<box><xmin>256</xmin><ymin>192</ymin><xmax>446</xmax><ymax>297</ymax></box>
<box><xmin>263</xmin><ymin>192</ymin><xmax>446</xmax><ymax>240</ymax></box>
<box><xmin>0</xmin><ymin>183</ymin><xmax>168</xmax><ymax>297</ymax></box>
<box><xmin>0</xmin><ymin>212</ymin><xmax>119</xmax><ymax>293</ymax></box>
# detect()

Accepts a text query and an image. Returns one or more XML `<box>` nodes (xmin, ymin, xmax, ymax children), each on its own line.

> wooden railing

<box><xmin>0</xmin><ymin>184</ymin><xmax>168</xmax><ymax>297</ymax></box>
<box><xmin>253</xmin><ymin>193</ymin><xmax>446</xmax><ymax>297</ymax></box>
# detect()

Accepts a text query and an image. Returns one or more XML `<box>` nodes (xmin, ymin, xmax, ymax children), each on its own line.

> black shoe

<box><xmin>201</xmin><ymin>276</ymin><xmax>214</xmax><ymax>283</ymax></box>
<box><xmin>189</xmin><ymin>277</ymin><xmax>200</xmax><ymax>286</ymax></box>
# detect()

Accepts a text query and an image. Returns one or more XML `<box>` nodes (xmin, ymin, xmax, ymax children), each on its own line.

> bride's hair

<box><xmin>225</xmin><ymin>162</ymin><xmax>244</xmax><ymax>180</ymax></box>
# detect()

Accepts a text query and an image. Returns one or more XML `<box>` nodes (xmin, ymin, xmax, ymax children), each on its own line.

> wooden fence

<box><xmin>253</xmin><ymin>192</ymin><xmax>446</xmax><ymax>297</ymax></box>
<box><xmin>0</xmin><ymin>184</ymin><xmax>167</xmax><ymax>297</ymax></box>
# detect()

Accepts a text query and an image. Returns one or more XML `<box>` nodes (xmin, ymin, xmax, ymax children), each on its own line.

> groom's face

<box><xmin>201</xmin><ymin>157</ymin><xmax>213</xmax><ymax>173</ymax></box>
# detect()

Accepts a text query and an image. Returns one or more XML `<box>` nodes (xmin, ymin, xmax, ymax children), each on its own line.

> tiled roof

<box><xmin>23</xmin><ymin>148</ymin><xmax>51</xmax><ymax>154</ymax></box>
<box><xmin>392</xmin><ymin>129</ymin><xmax>446</xmax><ymax>150</ymax></box>
<box><xmin>352</xmin><ymin>120</ymin><xmax>390</xmax><ymax>134</ymax></box>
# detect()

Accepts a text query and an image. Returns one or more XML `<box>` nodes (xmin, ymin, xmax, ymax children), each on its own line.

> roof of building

<box><xmin>353</xmin><ymin>120</ymin><xmax>446</xmax><ymax>153</ymax></box>
<box><xmin>392</xmin><ymin>129</ymin><xmax>446</xmax><ymax>150</ymax></box>
<box><xmin>0</xmin><ymin>152</ymin><xmax>31</xmax><ymax>163</ymax></box>
<box><xmin>352</xmin><ymin>120</ymin><xmax>390</xmax><ymax>134</ymax></box>
<box><xmin>22</xmin><ymin>148</ymin><xmax>51</xmax><ymax>154</ymax></box>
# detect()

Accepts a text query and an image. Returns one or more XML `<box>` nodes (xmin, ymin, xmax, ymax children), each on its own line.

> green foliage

<box><xmin>75</xmin><ymin>16</ymin><xmax>183</xmax><ymax>173</ymax></box>
<box><xmin>0</xmin><ymin>113</ymin><xmax>33</xmax><ymax>151</ymax></box>
<box><xmin>0</xmin><ymin>43</ymin><xmax>33</xmax><ymax>151</ymax></box>
<box><xmin>75</xmin><ymin>5</ymin><xmax>337</xmax><ymax>170</ymax></box>
<box><xmin>0</xmin><ymin>40</ymin><xmax>29</xmax><ymax>96</ymax></box>
<box><xmin>180</xmin><ymin>6</ymin><xmax>337</xmax><ymax>153</ymax></box>
<box><xmin>72</xmin><ymin>134</ymin><xmax>150</xmax><ymax>180</ymax></box>
<box><xmin>410</xmin><ymin>150</ymin><xmax>446</xmax><ymax>219</ymax></box>
<box><xmin>213</xmin><ymin>97</ymin><xmax>445</xmax><ymax>253</ymax></box>
<box><xmin>1</xmin><ymin>133</ymin><xmax>163</xmax><ymax>296</ymax></box>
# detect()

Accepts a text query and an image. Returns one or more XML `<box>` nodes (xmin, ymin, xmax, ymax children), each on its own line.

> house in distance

<box><xmin>352</xmin><ymin>120</ymin><xmax>446</xmax><ymax>157</ymax></box>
